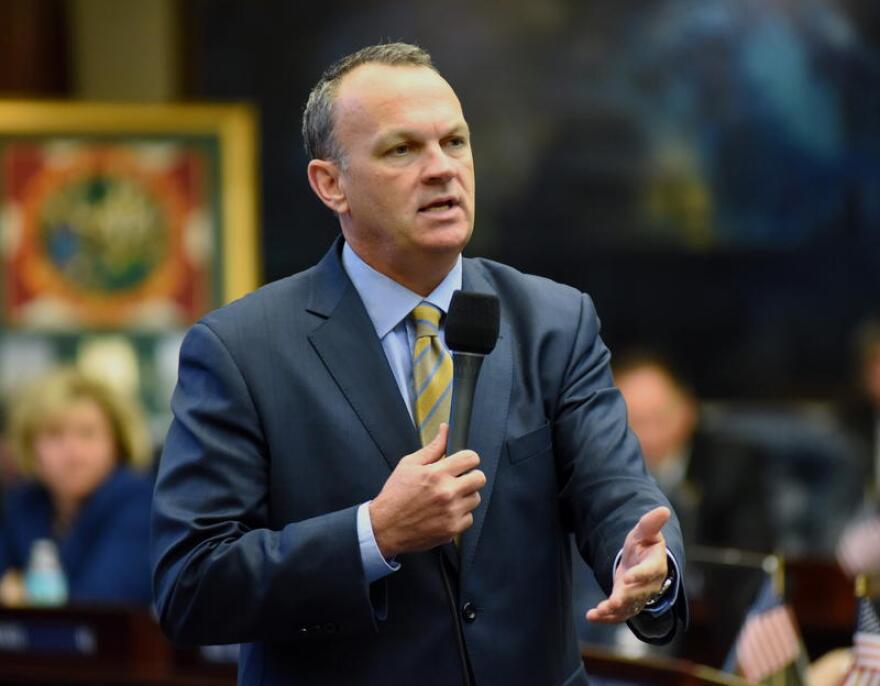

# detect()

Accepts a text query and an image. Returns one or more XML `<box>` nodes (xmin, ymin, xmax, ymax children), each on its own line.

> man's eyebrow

<box><xmin>374</xmin><ymin>123</ymin><xmax>470</xmax><ymax>147</ymax></box>
<box><xmin>441</xmin><ymin>123</ymin><xmax>470</xmax><ymax>137</ymax></box>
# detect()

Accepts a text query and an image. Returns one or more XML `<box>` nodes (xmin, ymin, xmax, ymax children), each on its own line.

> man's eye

<box><xmin>389</xmin><ymin>144</ymin><xmax>410</xmax><ymax>156</ymax></box>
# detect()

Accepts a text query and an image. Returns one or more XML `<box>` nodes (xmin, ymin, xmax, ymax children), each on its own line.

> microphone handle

<box><xmin>447</xmin><ymin>352</ymin><xmax>485</xmax><ymax>455</ymax></box>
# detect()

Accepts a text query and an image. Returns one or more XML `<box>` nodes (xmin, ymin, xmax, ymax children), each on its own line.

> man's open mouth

<box><xmin>419</xmin><ymin>197</ymin><xmax>459</xmax><ymax>213</ymax></box>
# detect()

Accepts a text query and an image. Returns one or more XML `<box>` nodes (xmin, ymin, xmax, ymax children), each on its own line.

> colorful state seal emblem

<box><xmin>2</xmin><ymin>141</ymin><xmax>214</xmax><ymax>330</ymax></box>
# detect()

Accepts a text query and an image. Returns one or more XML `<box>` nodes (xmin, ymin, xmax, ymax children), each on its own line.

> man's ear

<box><xmin>307</xmin><ymin>159</ymin><xmax>349</xmax><ymax>214</ymax></box>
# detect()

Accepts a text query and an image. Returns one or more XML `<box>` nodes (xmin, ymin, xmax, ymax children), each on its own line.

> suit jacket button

<box><xmin>461</xmin><ymin>602</ymin><xmax>477</xmax><ymax>623</ymax></box>
<box><xmin>324</xmin><ymin>622</ymin><xmax>338</xmax><ymax>634</ymax></box>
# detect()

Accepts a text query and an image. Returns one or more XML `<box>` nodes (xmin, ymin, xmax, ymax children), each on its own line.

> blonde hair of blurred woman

<box><xmin>9</xmin><ymin>367</ymin><xmax>152</xmax><ymax>476</ymax></box>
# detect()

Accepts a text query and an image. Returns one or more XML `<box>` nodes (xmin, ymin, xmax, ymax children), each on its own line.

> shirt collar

<box><xmin>341</xmin><ymin>241</ymin><xmax>462</xmax><ymax>339</ymax></box>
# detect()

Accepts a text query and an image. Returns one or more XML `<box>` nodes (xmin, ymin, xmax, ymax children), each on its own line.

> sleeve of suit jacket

<box><xmin>151</xmin><ymin>321</ymin><xmax>378</xmax><ymax>645</ymax></box>
<box><xmin>553</xmin><ymin>293</ymin><xmax>688</xmax><ymax>643</ymax></box>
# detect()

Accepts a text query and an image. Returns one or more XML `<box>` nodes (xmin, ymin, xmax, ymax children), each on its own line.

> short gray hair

<box><xmin>302</xmin><ymin>42</ymin><xmax>437</xmax><ymax>164</ymax></box>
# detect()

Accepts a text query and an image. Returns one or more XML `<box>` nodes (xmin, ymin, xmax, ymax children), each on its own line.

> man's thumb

<box><xmin>634</xmin><ymin>506</ymin><xmax>670</xmax><ymax>541</ymax></box>
<box><xmin>412</xmin><ymin>423</ymin><xmax>448</xmax><ymax>464</ymax></box>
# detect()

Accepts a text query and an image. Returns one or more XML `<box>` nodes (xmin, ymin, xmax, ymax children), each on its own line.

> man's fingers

<box><xmin>586</xmin><ymin>602</ymin><xmax>641</xmax><ymax>624</ymax></box>
<box><xmin>407</xmin><ymin>423</ymin><xmax>449</xmax><ymax>465</ymax></box>
<box><xmin>455</xmin><ymin>469</ymin><xmax>486</xmax><ymax>496</ymax></box>
<box><xmin>584</xmin><ymin>512</ymin><xmax>672</xmax><ymax>626</ymax></box>
<box><xmin>586</xmin><ymin>603</ymin><xmax>627</xmax><ymax>624</ymax></box>
<box><xmin>586</xmin><ymin>584</ymin><xmax>657</xmax><ymax>624</ymax></box>
<box><xmin>586</xmin><ymin>594</ymin><xmax>635</xmax><ymax>624</ymax></box>
<box><xmin>460</xmin><ymin>490</ymin><xmax>481</xmax><ymax>514</ymax></box>
<box><xmin>632</xmin><ymin>506</ymin><xmax>670</xmax><ymax>543</ymax></box>
<box><xmin>435</xmin><ymin>449</ymin><xmax>480</xmax><ymax>477</ymax></box>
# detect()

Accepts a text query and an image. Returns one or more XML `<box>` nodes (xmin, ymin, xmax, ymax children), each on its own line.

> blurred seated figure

<box><xmin>837</xmin><ymin>316</ymin><xmax>880</xmax><ymax>504</ymax></box>
<box><xmin>0</xmin><ymin>368</ymin><xmax>153</xmax><ymax>606</ymax></box>
<box><xmin>613</xmin><ymin>351</ymin><xmax>774</xmax><ymax>552</ymax></box>
<box><xmin>574</xmin><ymin>352</ymin><xmax>773</xmax><ymax>652</ymax></box>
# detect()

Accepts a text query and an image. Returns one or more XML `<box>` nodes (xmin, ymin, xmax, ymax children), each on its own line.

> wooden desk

<box><xmin>0</xmin><ymin>605</ymin><xmax>235</xmax><ymax>686</ymax></box>
<box><xmin>583</xmin><ymin>646</ymin><xmax>751</xmax><ymax>686</ymax></box>
<box><xmin>785</xmin><ymin>558</ymin><xmax>856</xmax><ymax>659</ymax></box>
<box><xmin>680</xmin><ymin>549</ymin><xmax>856</xmax><ymax>664</ymax></box>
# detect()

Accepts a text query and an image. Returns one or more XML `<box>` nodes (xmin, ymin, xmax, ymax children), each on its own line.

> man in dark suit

<box><xmin>151</xmin><ymin>43</ymin><xmax>687</xmax><ymax>686</ymax></box>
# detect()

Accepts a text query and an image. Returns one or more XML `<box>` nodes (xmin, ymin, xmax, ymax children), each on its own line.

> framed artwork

<box><xmin>0</xmin><ymin>100</ymin><xmax>259</xmax><ymax>330</ymax></box>
<box><xmin>0</xmin><ymin>101</ymin><xmax>259</xmax><ymax>428</ymax></box>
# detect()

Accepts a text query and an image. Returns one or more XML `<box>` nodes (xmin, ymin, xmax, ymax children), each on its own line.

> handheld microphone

<box><xmin>444</xmin><ymin>291</ymin><xmax>500</xmax><ymax>455</ymax></box>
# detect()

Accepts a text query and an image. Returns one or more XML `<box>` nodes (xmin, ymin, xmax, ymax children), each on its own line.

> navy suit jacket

<box><xmin>0</xmin><ymin>467</ymin><xmax>153</xmax><ymax>604</ymax></box>
<box><xmin>151</xmin><ymin>239</ymin><xmax>687</xmax><ymax>686</ymax></box>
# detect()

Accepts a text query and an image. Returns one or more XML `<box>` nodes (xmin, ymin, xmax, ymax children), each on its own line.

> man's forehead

<box><xmin>337</xmin><ymin>62</ymin><xmax>450</xmax><ymax>95</ymax></box>
<box><xmin>334</xmin><ymin>63</ymin><xmax>463</xmax><ymax>126</ymax></box>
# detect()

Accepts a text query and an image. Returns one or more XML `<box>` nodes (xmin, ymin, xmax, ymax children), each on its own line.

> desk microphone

<box><xmin>444</xmin><ymin>291</ymin><xmax>500</xmax><ymax>455</ymax></box>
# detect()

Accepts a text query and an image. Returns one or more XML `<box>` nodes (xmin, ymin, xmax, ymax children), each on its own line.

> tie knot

<box><xmin>412</xmin><ymin>302</ymin><xmax>442</xmax><ymax>338</ymax></box>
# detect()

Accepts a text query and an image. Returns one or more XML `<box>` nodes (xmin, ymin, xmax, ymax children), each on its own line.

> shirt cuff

<box><xmin>612</xmin><ymin>549</ymin><xmax>681</xmax><ymax>616</ymax></box>
<box><xmin>357</xmin><ymin>501</ymin><xmax>400</xmax><ymax>584</ymax></box>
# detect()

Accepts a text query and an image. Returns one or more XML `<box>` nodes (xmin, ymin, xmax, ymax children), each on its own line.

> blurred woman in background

<box><xmin>0</xmin><ymin>367</ymin><xmax>153</xmax><ymax>605</ymax></box>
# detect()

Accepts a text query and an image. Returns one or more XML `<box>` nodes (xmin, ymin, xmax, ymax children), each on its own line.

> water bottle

<box><xmin>24</xmin><ymin>539</ymin><xmax>68</xmax><ymax>606</ymax></box>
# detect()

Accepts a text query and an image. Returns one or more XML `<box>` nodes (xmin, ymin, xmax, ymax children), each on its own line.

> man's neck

<box><xmin>387</xmin><ymin>261</ymin><xmax>457</xmax><ymax>297</ymax></box>
<box><xmin>343</xmin><ymin>242</ymin><xmax>459</xmax><ymax>296</ymax></box>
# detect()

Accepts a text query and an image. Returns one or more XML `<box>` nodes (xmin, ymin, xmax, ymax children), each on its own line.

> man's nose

<box><xmin>421</xmin><ymin>143</ymin><xmax>455</xmax><ymax>183</ymax></box>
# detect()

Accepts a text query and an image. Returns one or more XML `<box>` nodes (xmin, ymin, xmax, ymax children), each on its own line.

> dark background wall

<box><xmin>181</xmin><ymin>0</ymin><xmax>880</xmax><ymax>401</ymax></box>
<box><xmin>4</xmin><ymin>0</ymin><xmax>876</xmax><ymax>401</ymax></box>
<box><xmin>0</xmin><ymin>0</ymin><xmax>69</xmax><ymax>96</ymax></box>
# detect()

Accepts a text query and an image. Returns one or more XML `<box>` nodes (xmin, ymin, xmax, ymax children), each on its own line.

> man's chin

<box><xmin>416</xmin><ymin>222</ymin><xmax>472</xmax><ymax>254</ymax></box>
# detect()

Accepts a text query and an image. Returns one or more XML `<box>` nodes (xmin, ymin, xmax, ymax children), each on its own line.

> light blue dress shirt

<box><xmin>342</xmin><ymin>243</ymin><xmax>678</xmax><ymax>615</ymax></box>
<box><xmin>342</xmin><ymin>243</ymin><xmax>461</xmax><ymax>584</ymax></box>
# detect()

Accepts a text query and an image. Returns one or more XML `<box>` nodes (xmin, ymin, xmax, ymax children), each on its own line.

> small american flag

<box><xmin>733</xmin><ymin>579</ymin><xmax>803</xmax><ymax>683</ymax></box>
<box><xmin>736</xmin><ymin>605</ymin><xmax>801</xmax><ymax>682</ymax></box>
<box><xmin>842</xmin><ymin>598</ymin><xmax>880</xmax><ymax>686</ymax></box>
<box><xmin>838</xmin><ymin>517</ymin><xmax>880</xmax><ymax>578</ymax></box>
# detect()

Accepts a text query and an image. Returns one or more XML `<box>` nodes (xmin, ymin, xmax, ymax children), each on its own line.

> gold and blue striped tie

<box><xmin>411</xmin><ymin>302</ymin><xmax>453</xmax><ymax>446</ymax></box>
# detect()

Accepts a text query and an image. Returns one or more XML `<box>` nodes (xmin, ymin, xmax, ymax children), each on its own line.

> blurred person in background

<box><xmin>574</xmin><ymin>351</ymin><xmax>772</xmax><ymax>651</ymax></box>
<box><xmin>613</xmin><ymin>351</ymin><xmax>774</xmax><ymax>552</ymax></box>
<box><xmin>0</xmin><ymin>367</ymin><xmax>153</xmax><ymax>606</ymax></box>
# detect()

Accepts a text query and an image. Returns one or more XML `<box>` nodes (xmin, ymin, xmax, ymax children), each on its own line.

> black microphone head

<box><xmin>445</xmin><ymin>291</ymin><xmax>500</xmax><ymax>355</ymax></box>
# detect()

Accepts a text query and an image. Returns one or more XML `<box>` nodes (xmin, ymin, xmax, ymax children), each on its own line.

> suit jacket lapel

<box><xmin>457</xmin><ymin>259</ymin><xmax>512</xmax><ymax>576</ymax></box>
<box><xmin>307</xmin><ymin>240</ymin><xmax>420</xmax><ymax>473</ymax></box>
<box><xmin>304</xmin><ymin>243</ymin><xmax>510</xmax><ymax>575</ymax></box>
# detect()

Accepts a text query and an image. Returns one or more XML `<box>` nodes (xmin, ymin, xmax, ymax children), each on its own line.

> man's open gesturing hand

<box><xmin>586</xmin><ymin>506</ymin><xmax>671</xmax><ymax>623</ymax></box>
<box><xmin>369</xmin><ymin>424</ymin><xmax>486</xmax><ymax>559</ymax></box>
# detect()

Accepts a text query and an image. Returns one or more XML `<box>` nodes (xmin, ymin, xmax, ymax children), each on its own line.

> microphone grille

<box><xmin>445</xmin><ymin>291</ymin><xmax>500</xmax><ymax>355</ymax></box>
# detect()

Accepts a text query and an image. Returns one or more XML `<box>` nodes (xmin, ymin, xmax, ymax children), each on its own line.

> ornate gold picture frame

<box><xmin>0</xmin><ymin>101</ymin><xmax>259</xmax><ymax>419</ymax></box>
<box><xmin>0</xmin><ymin>101</ymin><xmax>259</xmax><ymax>329</ymax></box>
